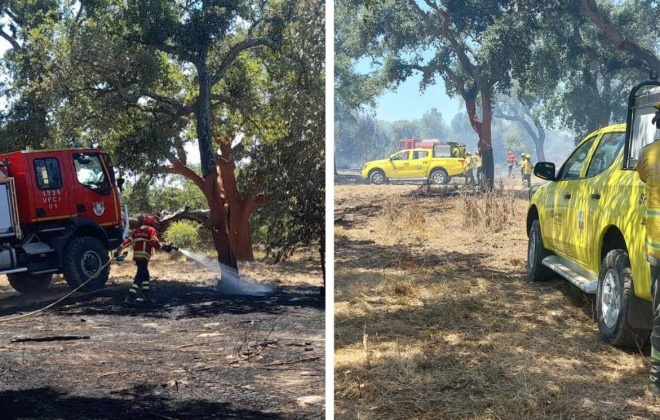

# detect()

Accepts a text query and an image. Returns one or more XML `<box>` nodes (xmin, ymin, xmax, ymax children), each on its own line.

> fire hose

<box><xmin>0</xmin><ymin>243</ymin><xmax>130</xmax><ymax>324</ymax></box>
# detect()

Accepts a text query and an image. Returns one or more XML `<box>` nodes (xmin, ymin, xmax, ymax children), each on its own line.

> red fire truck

<box><xmin>398</xmin><ymin>139</ymin><xmax>467</xmax><ymax>158</ymax></box>
<box><xmin>0</xmin><ymin>147</ymin><xmax>127</xmax><ymax>294</ymax></box>
<box><xmin>398</xmin><ymin>138</ymin><xmax>441</xmax><ymax>150</ymax></box>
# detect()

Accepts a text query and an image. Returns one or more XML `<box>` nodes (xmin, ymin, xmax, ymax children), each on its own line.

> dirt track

<box><xmin>0</xmin><ymin>255</ymin><xmax>324</xmax><ymax>419</ymax></box>
<box><xmin>335</xmin><ymin>171</ymin><xmax>660</xmax><ymax>420</ymax></box>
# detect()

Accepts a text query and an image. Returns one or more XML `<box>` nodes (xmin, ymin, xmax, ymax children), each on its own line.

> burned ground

<box><xmin>335</xmin><ymin>171</ymin><xmax>660</xmax><ymax>420</ymax></box>
<box><xmin>0</xmin><ymin>254</ymin><xmax>324</xmax><ymax>420</ymax></box>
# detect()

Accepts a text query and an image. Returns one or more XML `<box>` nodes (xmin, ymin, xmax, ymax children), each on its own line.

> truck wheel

<box><xmin>369</xmin><ymin>170</ymin><xmax>386</xmax><ymax>185</ymax></box>
<box><xmin>596</xmin><ymin>249</ymin><xmax>648</xmax><ymax>348</ymax></box>
<box><xmin>62</xmin><ymin>236</ymin><xmax>110</xmax><ymax>291</ymax></box>
<box><xmin>526</xmin><ymin>220</ymin><xmax>554</xmax><ymax>282</ymax></box>
<box><xmin>7</xmin><ymin>272</ymin><xmax>53</xmax><ymax>294</ymax></box>
<box><xmin>430</xmin><ymin>169</ymin><xmax>449</xmax><ymax>185</ymax></box>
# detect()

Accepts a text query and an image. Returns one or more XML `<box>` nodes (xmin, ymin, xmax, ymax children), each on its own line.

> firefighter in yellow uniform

<box><xmin>463</xmin><ymin>151</ymin><xmax>475</xmax><ymax>185</ymax></box>
<box><xmin>521</xmin><ymin>153</ymin><xmax>533</xmax><ymax>187</ymax></box>
<box><xmin>475</xmin><ymin>151</ymin><xmax>483</xmax><ymax>185</ymax></box>
<box><xmin>637</xmin><ymin>109</ymin><xmax>660</xmax><ymax>397</ymax></box>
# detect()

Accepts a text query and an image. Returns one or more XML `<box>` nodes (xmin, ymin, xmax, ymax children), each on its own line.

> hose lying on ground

<box><xmin>0</xmin><ymin>245</ymin><xmax>128</xmax><ymax>324</ymax></box>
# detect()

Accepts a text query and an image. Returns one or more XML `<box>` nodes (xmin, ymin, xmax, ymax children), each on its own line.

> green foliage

<box><xmin>240</xmin><ymin>0</ymin><xmax>325</xmax><ymax>263</ymax></box>
<box><xmin>123</xmin><ymin>174</ymin><xmax>208</xmax><ymax>214</ymax></box>
<box><xmin>163</xmin><ymin>220</ymin><xmax>202</xmax><ymax>251</ymax></box>
<box><xmin>1</xmin><ymin>0</ymin><xmax>324</xmax><ymax>269</ymax></box>
<box><xmin>336</xmin><ymin>0</ymin><xmax>660</xmax><ymax>161</ymax></box>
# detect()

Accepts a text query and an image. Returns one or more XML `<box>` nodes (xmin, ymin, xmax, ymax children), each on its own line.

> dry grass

<box><xmin>335</xmin><ymin>176</ymin><xmax>660</xmax><ymax>420</ymax></box>
<box><xmin>461</xmin><ymin>191</ymin><xmax>519</xmax><ymax>232</ymax></box>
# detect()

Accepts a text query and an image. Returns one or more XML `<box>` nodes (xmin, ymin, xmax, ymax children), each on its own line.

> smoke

<box><xmin>177</xmin><ymin>248</ymin><xmax>274</xmax><ymax>296</ymax></box>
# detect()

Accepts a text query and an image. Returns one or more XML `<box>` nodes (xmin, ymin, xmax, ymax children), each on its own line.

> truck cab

<box><xmin>0</xmin><ymin>147</ymin><xmax>126</xmax><ymax>294</ymax></box>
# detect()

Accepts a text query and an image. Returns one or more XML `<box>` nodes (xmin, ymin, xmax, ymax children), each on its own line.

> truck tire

<box><xmin>369</xmin><ymin>170</ymin><xmax>386</xmax><ymax>185</ymax></box>
<box><xmin>7</xmin><ymin>272</ymin><xmax>52</xmax><ymax>294</ymax></box>
<box><xmin>429</xmin><ymin>169</ymin><xmax>449</xmax><ymax>185</ymax></box>
<box><xmin>596</xmin><ymin>249</ymin><xmax>649</xmax><ymax>348</ymax></box>
<box><xmin>526</xmin><ymin>220</ymin><xmax>554</xmax><ymax>282</ymax></box>
<box><xmin>62</xmin><ymin>236</ymin><xmax>110</xmax><ymax>291</ymax></box>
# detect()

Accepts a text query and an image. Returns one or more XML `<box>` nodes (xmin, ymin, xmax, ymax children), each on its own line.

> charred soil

<box><xmin>0</xmin><ymin>253</ymin><xmax>324</xmax><ymax>419</ymax></box>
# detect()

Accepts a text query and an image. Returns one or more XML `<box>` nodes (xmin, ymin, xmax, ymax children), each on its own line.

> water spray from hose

<box><xmin>177</xmin><ymin>248</ymin><xmax>273</xmax><ymax>296</ymax></box>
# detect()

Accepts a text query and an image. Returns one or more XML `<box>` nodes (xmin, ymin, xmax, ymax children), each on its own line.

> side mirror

<box><xmin>117</xmin><ymin>178</ymin><xmax>125</xmax><ymax>192</ymax></box>
<box><xmin>534</xmin><ymin>162</ymin><xmax>556</xmax><ymax>181</ymax></box>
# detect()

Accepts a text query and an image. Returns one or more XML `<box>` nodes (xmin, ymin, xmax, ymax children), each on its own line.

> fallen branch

<box><xmin>11</xmin><ymin>335</ymin><xmax>90</xmax><ymax>343</ymax></box>
<box><xmin>176</xmin><ymin>339</ymin><xmax>224</xmax><ymax>349</ymax></box>
<box><xmin>262</xmin><ymin>356</ymin><xmax>321</xmax><ymax>366</ymax></box>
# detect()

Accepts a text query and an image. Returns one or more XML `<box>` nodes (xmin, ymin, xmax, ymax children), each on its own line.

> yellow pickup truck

<box><xmin>526</xmin><ymin>78</ymin><xmax>660</xmax><ymax>348</ymax></box>
<box><xmin>361</xmin><ymin>148</ymin><xmax>466</xmax><ymax>185</ymax></box>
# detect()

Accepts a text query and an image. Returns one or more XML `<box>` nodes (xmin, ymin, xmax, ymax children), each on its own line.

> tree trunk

<box><xmin>466</xmin><ymin>93</ymin><xmax>494</xmax><ymax>190</ymax></box>
<box><xmin>228</xmin><ymin>201</ymin><xmax>255</xmax><ymax>261</ymax></box>
<box><xmin>217</xmin><ymin>144</ymin><xmax>265</xmax><ymax>262</ymax></box>
<box><xmin>206</xmin><ymin>173</ymin><xmax>238</xmax><ymax>271</ymax></box>
<box><xmin>193</xmin><ymin>53</ymin><xmax>238</xmax><ymax>271</ymax></box>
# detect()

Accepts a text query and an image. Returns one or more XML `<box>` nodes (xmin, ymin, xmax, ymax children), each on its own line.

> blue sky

<box><xmin>355</xmin><ymin>53</ymin><xmax>462</xmax><ymax>123</ymax></box>
<box><xmin>372</xmin><ymin>74</ymin><xmax>462</xmax><ymax>123</ymax></box>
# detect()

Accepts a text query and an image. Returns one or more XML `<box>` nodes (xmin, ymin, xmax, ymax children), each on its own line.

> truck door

<box><xmin>68</xmin><ymin>151</ymin><xmax>120</xmax><ymax>227</ymax></box>
<box><xmin>577</xmin><ymin>132</ymin><xmax>626</xmax><ymax>267</ymax></box>
<box><xmin>408</xmin><ymin>150</ymin><xmax>431</xmax><ymax>177</ymax></box>
<box><xmin>547</xmin><ymin>135</ymin><xmax>597</xmax><ymax>255</ymax></box>
<box><xmin>388</xmin><ymin>151</ymin><xmax>411</xmax><ymax>178</ymax></box>
<box><xmin>27</xmin><ymin>152</ymin><xmax>75</xmax><ymax>222</ymax></box>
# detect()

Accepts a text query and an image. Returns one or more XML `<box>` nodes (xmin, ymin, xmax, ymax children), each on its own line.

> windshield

<box><xmin>74</xmin><ymin>154</ymin><xmax>110</xmax><ymax>193</ymax></box>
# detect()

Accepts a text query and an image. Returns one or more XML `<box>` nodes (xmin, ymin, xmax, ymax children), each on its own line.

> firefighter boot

<box><xmin>124</xmin><ymin>284</ymin><xmax>139</xmax><ymax>306</ymax></box>
<box><xmin>123</xmin><ymin>292</ymin><xmax>137</xmax><ymax>306</ymax></box>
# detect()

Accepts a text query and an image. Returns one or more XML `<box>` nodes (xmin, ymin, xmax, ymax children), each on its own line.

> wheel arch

<box><xmin>599</xmin><ymin>225</ymin><xmax>652</xmax><ymax>331</ymax></box>
<box><xmin>429</xmin><ymin>165</ymin><xmax>447</xmax><ymax>174</ymax></box>
<box><xmin>600</xmin><ymin>226</ymin><xmax>627</xmax><ymax>262</ymax></box>
<box><xmin>367</xmin><ymin>167</ymin><xmax>386</xmax><ymax>179</ymax></box>
<box><xmin>526</xmin><ymin>205</ymin><xmax>540</xmax><ymax>238</ymax></box>
<box><xmin>54</xmin><ymin>218</ymin><xmax>110</xmax><ymax>268</ymax></box>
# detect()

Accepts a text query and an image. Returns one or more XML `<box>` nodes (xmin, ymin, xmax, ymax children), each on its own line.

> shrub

<box><xmin>163</xmin><ymin>220</ymin><xmax>202</xmax><ymax>251</ymax></box>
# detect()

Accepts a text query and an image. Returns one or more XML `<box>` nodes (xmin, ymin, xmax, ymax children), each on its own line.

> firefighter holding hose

<box><xmin>119</xmin><ymin>214</ymin><xmax>174</xmax><ymax>306</ymax></box>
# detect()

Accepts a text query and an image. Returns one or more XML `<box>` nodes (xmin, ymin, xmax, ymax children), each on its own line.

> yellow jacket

<box><xmin>475</xmin><ymin>156</ymin><xmax>482</xmax><ymax>168</ymax></box>
<box><xmin>463</xmin><ymin>155</ymin><xmax>472</xmax><ymax>172</ymax></box>
<box><xmin>637</xmin><ymin>140</ymin><xmax>660</xmax><ymax>263</ymax></box>
<box><xmin>521</xmin><ymin>159</ymin><xmax>533</xmax><ymax>175</ymax></box>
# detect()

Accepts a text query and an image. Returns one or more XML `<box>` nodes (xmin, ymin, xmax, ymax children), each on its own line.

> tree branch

<box><xmin>0</xmin><ymin>28</ymin><xmax>20</xmax><ymax>50</ymax></box>
<box><xmin>210</xmin><ymin>37</ymin><xmax>279</xmax><ymax>86</ymax></box>
<box><xmin>139</xmin><ymin>90</ymin><xmax>193</xmax><ymax>114</ymax></box>
<box><xmin>166</xmin><ymin>152</ymin><xmax>206</xmax><ymax>192</ymax></box>
<box><xmin>580</xmin><ymin>0</ymin><xmax>660</xmax><ymax>73</ymax></box>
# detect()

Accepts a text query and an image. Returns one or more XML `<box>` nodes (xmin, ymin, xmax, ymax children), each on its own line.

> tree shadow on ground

<box><xmin>336</xmin><ymin>236</ymin><xmax>492</xmax><ymax>272</ymax></box>
<box><xmin>0</xmin><ymin>385</ymin><xmax>281</xmax><ymax>419</ymax></box>
<box><xmin>336</xmin><ymin>238</ymin><xmax>658</xmax><ymax>418</ymax></box>
<box><xmin>337</xmin><ymin>342</ymin><xmax>658</xmax><ymax>419</ymax></box>
<box><xmin>334</xmin><ymin>173</ymin><xmax>367</xmax><ymax>185</ymax></box>
<box><xmin>0</xmin><ymin>282</ymin><xmax>323</xmax><ymax>320</ymax></box>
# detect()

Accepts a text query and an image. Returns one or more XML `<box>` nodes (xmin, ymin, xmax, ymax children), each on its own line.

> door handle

<box><xmin>403</xmin><ymin>163</ymin><xmax>409</xmax><ymax>166</ymax></box>
<box><xmin>564</xmin><ymin>194</ymin><xmax>571</xmax><ymax>199</ymax></box>
<box><xmin>591</xmin><ymin>193</ymin><xmax>601</xmax><ymax>200</ymax></box>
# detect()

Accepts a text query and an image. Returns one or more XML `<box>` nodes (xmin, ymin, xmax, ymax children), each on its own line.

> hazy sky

<box><xmin>371</xmin><ymin>73</ymin><xmax>463</xmax><ymax>123</ymax></box>
<box><xmin>355</xmin><ymin>53</ymin><xmax>463</xmax><ymax>124</ymax></box>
